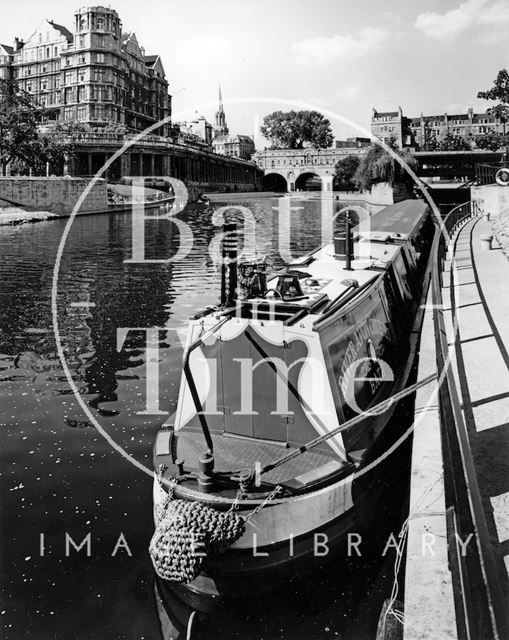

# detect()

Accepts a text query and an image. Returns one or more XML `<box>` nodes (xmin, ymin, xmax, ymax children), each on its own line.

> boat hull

<box><xmin>152</xmin><ymin>431</ymin><xmax>402</xmax><ymax>612</ymax></box>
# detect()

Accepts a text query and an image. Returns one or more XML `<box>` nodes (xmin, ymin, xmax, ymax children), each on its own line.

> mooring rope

<box><xmin>260</xmin><ymin>372</ymin><xmax>437</xmax><ymax>476</ymax></box>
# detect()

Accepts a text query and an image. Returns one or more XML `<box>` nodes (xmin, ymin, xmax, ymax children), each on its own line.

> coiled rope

<box><xmin>150</xmin><ymin>478</ymin><xmax>281</xmax><ymax>584</ymax></box>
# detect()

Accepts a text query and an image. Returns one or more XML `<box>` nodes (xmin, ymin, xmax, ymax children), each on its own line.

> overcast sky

<box><xmin>1</xmin><ymin>0</ymin><xmax>507</xmax><ymax>142</ymax></box>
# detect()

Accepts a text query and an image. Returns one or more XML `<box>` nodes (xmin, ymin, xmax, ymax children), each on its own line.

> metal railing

<box><xmin>430</xmin><ymin>200</ymin><xmax>508</xmax><ymax>640</ymax></box>
<box><xmin>475</xmin><ymin>162</ymin><xmax>506</xmax><ymax>186</ymax></box>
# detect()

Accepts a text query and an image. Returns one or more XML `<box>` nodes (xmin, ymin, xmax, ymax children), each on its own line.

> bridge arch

<box><xmin>262</xmin><ymin>172</ymin><xmax>288</xmax><ymax>192</ymax></box>
<box><xmin>295</xmin><ymin>171</ymin><xmax>322</xmax><ymax>191</ymax></box>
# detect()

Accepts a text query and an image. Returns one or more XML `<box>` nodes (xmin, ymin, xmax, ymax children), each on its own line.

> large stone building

<box><xmin>0</xmin><ymin>7</ymin><xmax>262</xmax><ymax>190</ymax></box>
<box><xmin>409</xmin><ymin>109</ymin><xmax>503</xmax><ymax>149</ymax></box>
<box><xmin>371</xmin><ymin>106</ymin><xmax>505</xmax><ymax>149</ymax></box>
<box><xmin>371</xmin><ymin>107</ymin><xmax>414</xmax><ymax>147</ymax></box>
<box><xmin>5</xmin><ymin>6</ymin><xmax>171</xmax><ymax>135</ymax></box>
<box><xmin>213</xmin><ymin>134</ymin><xmax>255</xmax><ymax>160</ymax></box>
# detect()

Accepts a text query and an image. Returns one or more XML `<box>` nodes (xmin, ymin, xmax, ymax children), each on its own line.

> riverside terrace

<box><xmin>57</xmin><ymin>131</ymin><xmax>262</xmax><ymax>189</ymax></box>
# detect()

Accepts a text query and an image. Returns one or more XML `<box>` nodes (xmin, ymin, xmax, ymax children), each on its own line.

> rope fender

<box><xmin>149</xmin><ymin>497</ymin><xmax>246</xmax><ymax>584</ymax></box>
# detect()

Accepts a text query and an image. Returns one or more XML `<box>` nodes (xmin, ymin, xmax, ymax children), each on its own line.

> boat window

<box><xmin>392</xmin><ymin>253</ymin><xmax>412</xmax><ymax>301</ymax></box>
<box><xmin>383</xmin><ymin>267</ymin><xmax>408</xmax><ymax>338</ymax></box>
<box><xmin>411</xmin><ymin>212</ymin><xmax>434</xmax><ymax>269</ymax></box>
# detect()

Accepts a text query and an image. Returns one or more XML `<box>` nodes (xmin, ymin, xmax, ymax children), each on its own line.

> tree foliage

<box><xmin>475</xmin><ymin>132</ymin><xmax>509</xmax><ymax>151</ymax></box>
<box><xmin>438</xmin><ymin>130</ymin><xmax>471</xmax><ymax>151</ymax></box>
<box><xmin>334</xmin><ymin>155</ymin><xmax>360</xmax><ymax>190</ymax></box>
<box><xmin>0</xmin><ymin>80</ymin><xmax>42</xmax><ymax>173</ymax></box>
<box><xmin>260</xmin><ymin>110</ymin><xmax>333</xmax><ymax>149</ymax></box>
<box><xmin>422</xmin><ymin>123</ymin><xmax>439</xmax><ymax>151</ymax></box>
<box><xmin>478</xmin><ymin>69</ymin><xmax>509</xmax><ymax>130</ymax></box>
<box><xmin>353</xmin><ymin>137</ymin><xmax>417</xmax><ymax>191</ymax></box>
<box><xmin>0</xmin><ymin>80</ymin><xmax>80</xmax><ymax>174</ymax></box>
<box><xmin>421</xmin><ymin>121</ymin><xmax>472</xmax><ymax>151</ymax></box>
<box><xmin>478</xmin><ymin>69</ymin><xmax>509</xmax><ymax>106</ymax></box>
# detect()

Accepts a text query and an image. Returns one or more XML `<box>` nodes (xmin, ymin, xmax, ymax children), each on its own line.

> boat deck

<box><xmin>157</xmin><ymin>428</ymin><xmax>352</xmax><ymax>488</ymax></box>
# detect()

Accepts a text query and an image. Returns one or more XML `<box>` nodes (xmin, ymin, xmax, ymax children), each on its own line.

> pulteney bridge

<box><xmin>252</xmin><ymin>147</ymin><xmax>366</xmax><ymax>192</ymax></box>
<box><xmin>253</xmin><ymin>147</ymin><xmax>508</xmax><ymax>193</ymax></box>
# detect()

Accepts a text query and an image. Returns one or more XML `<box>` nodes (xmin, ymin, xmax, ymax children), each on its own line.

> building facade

<box><xmin>371</xmin><ymin>107</ymin><xmax>414</xmax><ymax>147</ymax></box>
<box><xmin>409</xmin><ymin>109</ymin><xmax>503</xmax><ymax>149</ymax></box>
<box><xmin>335</xmin><ymin>137</ymin><xmax>371</xmax><ymax>149</ymax></box>
<box><xmin>6</xmin><ymin>6</ymin><xmax>171</xmax><ymax>135</ymax></box>
<box><xmin>212</xmin><ymin>134</ymin><xmax>255</xmax><ymax>160</ymax></box>
<box><xmin>0</xmin><ymin>43</ymin><xmax>14</xmax><ymax>84</ymax></box>
<box><xmin>372</xmin><ymin>106</ymin><xmax>505</xmax><ymax>149</ymax></box>
<box><xmin>1</xmin><ymin>7</ymin><xmax>263</xmax><ymax>188</ymax></box>
<box><xmin>175</xmin><ymin>115</ymin><xmax>214</xmax><ymax>147</ymax></box>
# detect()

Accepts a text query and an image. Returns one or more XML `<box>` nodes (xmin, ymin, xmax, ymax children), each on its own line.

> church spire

<box><xmin>215</xmin><ymin>84</ymin><xmax>228</xmax><ymax>136</ymax></box>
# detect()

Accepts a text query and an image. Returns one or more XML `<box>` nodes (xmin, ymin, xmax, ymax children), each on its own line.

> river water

<box><xmin>0</xmin><ymin>195</ymin><xmax>412</xmax><ymax>640</ymax></box>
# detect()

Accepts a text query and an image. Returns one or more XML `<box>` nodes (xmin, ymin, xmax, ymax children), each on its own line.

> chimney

<box><xmin>14</xmin><ymin>37</ymin><xmax>24</xmax><ymax>51</ymax></box>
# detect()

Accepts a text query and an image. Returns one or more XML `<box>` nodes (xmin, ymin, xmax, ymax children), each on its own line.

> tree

<box><xmin>260</xmin><ymin>110</ymin><xmax>333</xmax><ymax>149</ymax></box>
<box><xmin>353</xmin><ymin>137</ymin><xmax>417</xmax><ymax>192</ymax></box>
<box><xmin>421</xmin><ymin>118</ymin><xmax>439</xmax><ymax>151</ymax></box>
<box><xmin>438</xmin><ymin>130</ymin><xmax>471</xmax><ymax>151</ymax></box>
<box><xmin>475</xmin><ymin>132</ymin><xmax>509</xmax><ymax>151</ymax></box>
<box><xmin>334</xmin><ymin>155</ymin><xmax>360</xmax><ymax>190</ymax></box>
<box><xmin>41</xmin><ymin>120</ymin><xmax>89</xmax><ymax>172</ymax></box>
<box><xmin>0</xmin><ymin>81</ymin><xmax>82</xmax><ymax>175</ymax></box>
<box><xmin>0</xmin><ymin>80</ymin><xmax>42</xmax><ymax>175</ymax></box>
<box><xmin>478</xmin><ymin>69</ymin><xmax>509</xmax><ymax>135</ymax></box>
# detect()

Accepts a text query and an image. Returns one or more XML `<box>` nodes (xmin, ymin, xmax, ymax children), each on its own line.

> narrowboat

<box><xmin>150</xmin><ymin>198</ymin><xmax>435</xmax><ymax>614</ymax></box>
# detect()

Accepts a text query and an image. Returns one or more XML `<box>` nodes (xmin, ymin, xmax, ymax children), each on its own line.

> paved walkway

<box><xmin>404</xmin><ymin>283</ymin><xmax>457</xmax><ymax>640</ymax></box>
<box><xmin>443</xmin><ymin>215</ymin><xmax>509</xmax><ymax>600</ymax></box>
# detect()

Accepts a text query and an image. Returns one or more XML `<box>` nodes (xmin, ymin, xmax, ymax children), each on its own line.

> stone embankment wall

<box><xmin>186</xmin><ymin>181</ymin><xmax>259</xmax><ymax>202</ymax></box>
<box><xmin>0</xmin><ymin>177</ymin><xmax>108</xmax><ymax>214</ymax></box>
<box><xmin>333</xmin><ymin>181</ymin><xmax>415</xmax><ymax>216</ymax></box>
<box><xmin>370</xmin><ymin>181</ymin><xmax>414</xmax><ymax>204</ymax></box>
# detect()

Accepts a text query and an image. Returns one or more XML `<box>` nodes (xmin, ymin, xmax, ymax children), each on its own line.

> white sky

<box><xmin>1</xmin><ymin>0</ymin><xmax>507</xmax><ymax>143</ymax></box>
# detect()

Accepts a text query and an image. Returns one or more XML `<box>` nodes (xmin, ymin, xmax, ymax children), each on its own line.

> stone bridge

<box><xmin>252</xmin><ymin>147</ymin><xmax>366</xmax><ymax>192</ymax></box>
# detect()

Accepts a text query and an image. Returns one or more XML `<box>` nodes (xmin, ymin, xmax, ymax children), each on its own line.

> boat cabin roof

<box><xmin>353</xmin><ymin>199</ymin><xmax>429</xmax><ymax>242</ymax></box>
<box><xmin>222</xmin><ymin>239</ymin><xmax>400</xmax><ymax>329</ymax></box>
